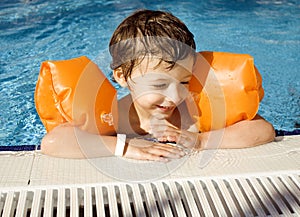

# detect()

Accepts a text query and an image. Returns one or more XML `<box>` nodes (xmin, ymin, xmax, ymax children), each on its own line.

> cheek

<box><xmin>134</xmin><ymin>93</ymin><xmax>164</xmax><ymax>106</ymax></box>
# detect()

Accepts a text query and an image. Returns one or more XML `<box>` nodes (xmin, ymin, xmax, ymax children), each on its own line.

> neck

<box><xmin>128</xmin><ymin>102</ymin><xmax>149</xmax><ymax>135</ymax></box>
<box><xmin>131</xmin><ymin>102</ymin><xmax>152</xmax><ymax>133</ymax></box>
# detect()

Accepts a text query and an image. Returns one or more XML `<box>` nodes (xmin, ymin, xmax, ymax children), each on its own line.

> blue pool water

<box><xmin>0</xmin><ymin>0</ymin><xmax>299</xmax><ymax>147</ymax></box>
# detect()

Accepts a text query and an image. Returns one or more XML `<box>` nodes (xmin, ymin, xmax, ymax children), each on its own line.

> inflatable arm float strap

<box><xmin>34</xmin><ymin>56</ymin><xmax>117</xmax><ymax>135</ymax></box>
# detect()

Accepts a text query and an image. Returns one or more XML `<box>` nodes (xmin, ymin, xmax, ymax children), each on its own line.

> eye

<box><xmin>153</xmin><ymin>83</ymin><xmax>167</xmax><ymax>88</ymax></box>
<box><xmin>180</xmin><ymin>81</ymin><xmax>190</xmax><ymax>86</ymax></box>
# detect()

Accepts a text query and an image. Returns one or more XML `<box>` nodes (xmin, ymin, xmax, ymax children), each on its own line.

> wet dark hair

<box><xmin>109</xmin><ymin>9</ymin><xmax>196</xmax><ymax>81</ymax></box>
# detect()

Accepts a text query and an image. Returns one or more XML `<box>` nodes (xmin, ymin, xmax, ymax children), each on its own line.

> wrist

<box><xmin>192</xmin><ymin>133</ymin><xmax>203</xmax><ymax>152</ymax></box>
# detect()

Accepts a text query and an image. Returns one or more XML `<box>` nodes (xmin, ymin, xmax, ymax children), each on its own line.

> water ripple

<box><xmin>0</xmin><ymin>0</ymin><xmax>299</xmax><ymax>146</ymax></box>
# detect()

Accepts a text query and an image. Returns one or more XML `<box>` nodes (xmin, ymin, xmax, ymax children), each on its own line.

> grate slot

<box><xmin>84</xmin><ymin>186</ymin><xmax>93</xmax><ymax>217</ymax></box>
<box><xmin>43</xmin><ymin>189</ymin><xmax>54</xmax><ymax>217</ymax></box>
<box><xmin>193</xmin><ymin>180</ymin><xmax>215</xmax><ymax>216</ymax></box>
<box><xmin>15</xmin><ymin>190</ymin><xmax>27</xmax><ymax>217</ymax></box>
<box><xmin>64</xmin><ymin>188</ymin><xmax>71</xmax><ymax>217</ymax></box>
<box><xmin>161</xmin><ymin>182</ymin><xmax>179</xmax><ymax>217</ymax></box>
<box><xmin>143</xmin><ymin>183</ymin><xmax>160</xmax><ymax>216</ymax></box>
<box><xmin>30</xmin><ymin>189</ymin><xmax>43</xmax><ymax>217</ymax></box>
<box><xmin>0</xmin><ymin>193</ymin><xmax>4</xmax><ymax>216</ymax></box>
<box><xmin>181</xmin><ymin>181</ymin><xmax>201</xmax><ymax>216</ymax></box>
<box><xmin>167</xmin><ymin>181</ymin><xmax>187</xmax><ymax>217</ymax></box>
<box><xmin>107</xmin><ymin>185</ymin><xmax>119</xmax><ymax>216</ymax></box>
<box><xmin>261</xmin><ymin>177</ymin><xmax>293</xmax><ymax>215</ymax></box>
<box><xmin>175</xmin><ymin>182</ymin><xmax>191</xmax><ymax>216</ymax></box>
<box><xmin>283</xmin><ymin>175</ymin><xmax>300</xmax><ymax>201</ymax></box>
<box><xmin>204</xmin><ymin>179</ymin><xmax>227</xmax><ymax>216</ymax></box>
<box><xmin>273</xmin><ymin>176</ymin><xmax>300</xmax><ymax>215</ymax></box>
<box><xmin>56</xmin><ymin>188</ymin><xmax>66</xmax><ymax>217</ymax></box>
<box><xmin>216</xmin><ymin>179</ymin><xmax>244</xmax><ymax>217</ymax></box>
<box><xmin>249</xmin><ymin>177</ymin><xmax>280</xmax><ymax>215</ymax></box>
<box><xmin>279</xmin><ymin>175</ymin><xmax>300</xmax><ymax>206</ymax></box>
<box><xmin>187</xmin><ymin>181</ymin><xmax>206</xmax><ymax>217</ymax></box>
<box><xmin>150</xmin><ymin>183</ymin><xmax>166</xmax><ymax>216</ymax></box>
<box><xmin>119</xmin><ymin>184</ymin><xmax>133</xmax><ymax>217</ymax></box>
<box><xmin>291</xmin><ymin>174</ymin><xmax>300</xmax><ymax>189</ymax></box>
<box><xmin>238</xmin><ymin>178</ymin><xmax>266</xmax><ymax>216</ymax></box>
<box><xmin>154</xmin><ymin>182</ymin><xmax>173</xmax><ymax>217</ymax></box>
<box><xmin>70</xmin><ymin>187</ymin><xmax>79</xmax><ymax>217</ymax></box>
<box><xmin>2</xmin><ymin>191</ymin><xmax>15</xmax><ymax>217</ymax></box>
<box><xmin>95</xmin><ymin>186</ymin><xmax>105</xmax><ymax>217</ymax></box>
<box><xmin>137</xmin><ymin>184</ymin><xmax>150</xmax><ymax>217</ymax></box>
<box><xmin>114</xmin><ymin>186</ymin><xmax>124</xmax><ymax>216</ymax></box>
<box><xmin>124</xmin><ymin>185</ymin><xmax>136</xmax><ymax>217</ymax></box>
<box><xmin>24</xmin><ymin>191</ymin><xmax>34</xmax><ymax>217</ymax></box>
<box><xmin>11</xmin><ymin>192</ymin><xmax>19</xmax><ymax>217</ymax></box>
<box><xmin>226</xmin><ymin>179</ymin><xmax>254</xmax><ymax>217</ymax></box>
<box><xmin>211</xmin><ymin>180</ymin><xmax>233</xmax><ymax>216</ymax></box>
<box><xmin>131</xmin><ymin>184</ymin><xmax>146</xmax><ymax>216</ymax></box>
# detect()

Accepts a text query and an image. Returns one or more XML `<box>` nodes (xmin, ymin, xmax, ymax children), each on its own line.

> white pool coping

<box><xmin>0</xmin><ymin>135</ymin><xmax>299</xmax><ymax>188</ymax></box>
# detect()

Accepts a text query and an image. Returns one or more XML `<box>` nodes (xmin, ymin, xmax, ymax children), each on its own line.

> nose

<box><xmin>166</xmin><ymin>83</ymin><xmax>188</xmax><ymax>105</ymax></box>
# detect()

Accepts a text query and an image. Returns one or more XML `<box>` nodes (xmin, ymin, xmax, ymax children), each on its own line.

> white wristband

<box><xmin>114</xmin><ymin>134</ymin><xmax>126</xmax><ymax>156</ymax></box>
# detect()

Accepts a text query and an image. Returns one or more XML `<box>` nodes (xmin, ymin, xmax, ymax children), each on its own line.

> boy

<box><xmin>41</xmin><ymin>10</ymin><xmax>275</xmax><ymax>161</ymax></box>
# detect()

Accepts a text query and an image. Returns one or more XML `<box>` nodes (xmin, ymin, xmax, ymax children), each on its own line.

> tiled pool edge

<box><xmin>0</xmin><ymin>135</ymin><xmax>299</xmax><ymax>188</ymax></box>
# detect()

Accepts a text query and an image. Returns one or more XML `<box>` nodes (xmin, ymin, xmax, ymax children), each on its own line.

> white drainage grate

<box><xmin>1</xmin><ymin>174</ymin><xmax>299</xmax><ymax>216</ymax></box>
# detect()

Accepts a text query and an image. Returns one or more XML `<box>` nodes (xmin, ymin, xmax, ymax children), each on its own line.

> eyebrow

<box><xmin>148</xmin><ymin>78</ymin><xmax>168</xmax><ymax>83</ymax></box>
<box><xmin>182</xmin><ymin>74</ymin><xmax>192</xmax><ymax>80</ymax></box>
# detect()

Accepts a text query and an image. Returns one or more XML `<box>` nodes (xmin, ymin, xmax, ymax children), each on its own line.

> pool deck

<box><xmin>0</xmin><ymin>135</ymin><xmax>299</xmax><ymax>189</ymax></box>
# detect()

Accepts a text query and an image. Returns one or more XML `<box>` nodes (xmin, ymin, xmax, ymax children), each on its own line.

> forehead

<box><xmin>131</xmin><ymin>56</ymin><xmax>193</xmax><ymax>79</ymax></box>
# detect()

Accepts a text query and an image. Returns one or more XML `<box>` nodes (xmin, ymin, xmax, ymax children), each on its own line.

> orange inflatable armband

<box><xmin>190</xmin><ymin>51</ymin><xmax>264</xmax><ymax>132</ymax></box>
<box><xmin>34</xmin><ymin>56</ymin><xmax>118</xmax><ymax>135</ymax></box>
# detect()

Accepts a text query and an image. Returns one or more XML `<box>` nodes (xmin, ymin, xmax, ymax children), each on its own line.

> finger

<box><xmin>155</xmin><ymin>131</ymin><xmax>180</xmax><ymax>142</ymax></box>
<box><xmin>157</xmin><ymin>136</ymin><xmax>167</xmax><ymax>142</ymax></box>
<box><xmin>146</xmin><ymin>146</ymin><xmax>185</xmax><ymax>159</ymax></box>
<box><xmin>149</xmin><ymin>126</ymin><xmax>168</xmax><ymax>136</ymax></box>
<box><xmin>151</xmin><ymin>127</ymin><xmax>179</xmax><ymax>136</ymax></box>
<box><xmin>124</xmin><ymin>146</ymin><xmax>169</xmax><ymax>162</ymax></box>
<box><xmin>154</xmin><ymin>142</ymin><xmax>184</xmax><ymax>153</ymax></box>
<box><xmin>166</xmin><ymin>135</ymin><xmax>177</xmax><ymax>142</ymax></box>
<box><xmin>151</xmin><ymin>130</ymin><xmax>165</xmax><ymax>139</ymax></box>
<box><xmin>144</xmin><ymin>153</ymin><xmax>170</xmax><ymax>162</ymax></box>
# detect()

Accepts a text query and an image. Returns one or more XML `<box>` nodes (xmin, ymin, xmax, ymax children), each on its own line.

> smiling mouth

<box><xmin>156</xmin><ymin>105</ymin><xmax>174</xmax><ymax>112</ymax></box>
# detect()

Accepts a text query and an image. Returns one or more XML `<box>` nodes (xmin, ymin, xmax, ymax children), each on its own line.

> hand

<box><xmin>123</xmin><ymin>138</ymin><xmax>186</xmax><ymax>162</ymax></box>
<box><xmin>149</xmin><ymin>118</ymin><xmax>201</xmax><ymax>150</ymax></box>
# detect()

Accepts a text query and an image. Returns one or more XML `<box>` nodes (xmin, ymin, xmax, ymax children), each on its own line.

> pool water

<box><xmin>0</xmin><ymin>0</ymin><xmax>299</xmax><ymax>147</ymax></box>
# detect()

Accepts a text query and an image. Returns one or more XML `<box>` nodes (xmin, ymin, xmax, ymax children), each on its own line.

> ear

<box><xmin>113</xmin><ymin>68</ymin><xmax>127</xmax><ymax>87</ymax></box>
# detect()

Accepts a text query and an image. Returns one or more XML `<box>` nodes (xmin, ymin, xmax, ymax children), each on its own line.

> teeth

<box><xmin>159</xmin><ymin>105</ymin><xmax>171</xmax><ymax>109</ymax></box>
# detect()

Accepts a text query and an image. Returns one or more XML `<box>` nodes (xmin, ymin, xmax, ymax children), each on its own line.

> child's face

<box><xmin>127</xmin><ymin>57</ymin><xmax>193</xmax><ymax>119</ymax></box>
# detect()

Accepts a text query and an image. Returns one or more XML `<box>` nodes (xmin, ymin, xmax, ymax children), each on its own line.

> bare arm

<box><xmin>150</xmin><ymin>114</ymin><xmax>275</xmax><ymax>150</ymax></box>
<box><xmin>41</xmin><ymin>124</ymin><xmax>185</xmax><ymax>160</ymax></box>
<box><xmin>199</xmin><ymin>115</ymin><xmax>275</xmax><ymax>149</ymax></box>
<box><xmin>40</xmin><ymin>124</ymin><xmax>116</xmax><ymax>158</ymax></box>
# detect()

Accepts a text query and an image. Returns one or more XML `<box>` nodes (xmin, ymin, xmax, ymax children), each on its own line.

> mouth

<box><xmin>156</xmin><ymin>105</ymin><xmax>175</xmax><ymax>112</ymax></box>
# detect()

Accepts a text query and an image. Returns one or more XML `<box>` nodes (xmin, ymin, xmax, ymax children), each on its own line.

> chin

<box><xmin>151</xmin><ymin>111</ymin><xmax>173</xmax><ymax>119</ymax></box>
